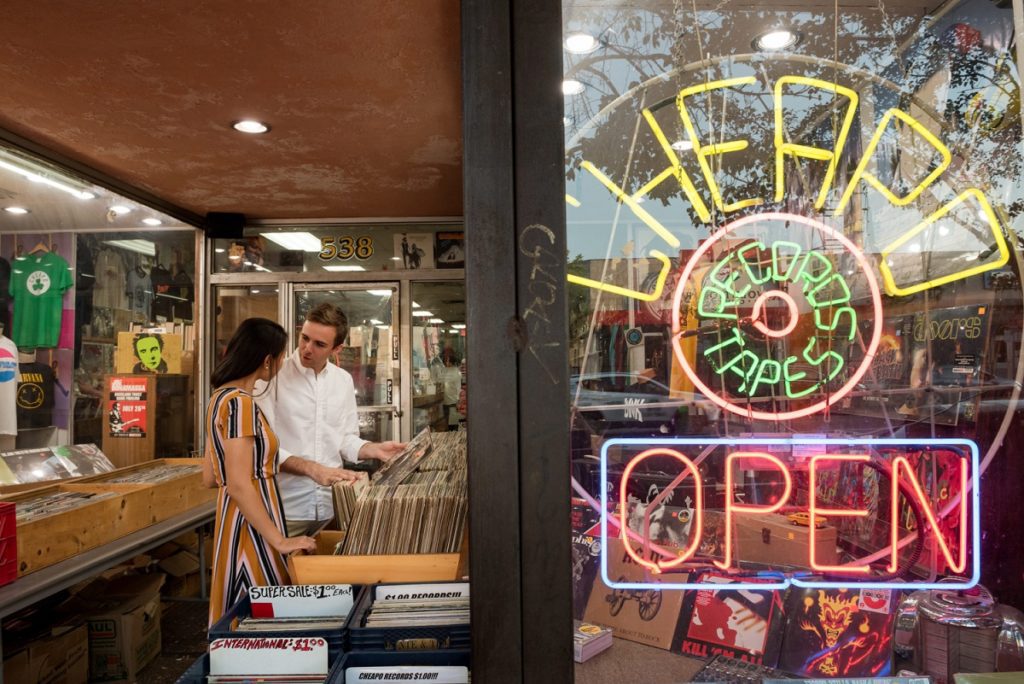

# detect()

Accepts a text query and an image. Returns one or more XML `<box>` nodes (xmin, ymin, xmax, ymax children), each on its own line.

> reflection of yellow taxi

<box><xmin>788</xmin><ymin>512</ymin><xmax>827</xmax><ymax>528</ymax></box>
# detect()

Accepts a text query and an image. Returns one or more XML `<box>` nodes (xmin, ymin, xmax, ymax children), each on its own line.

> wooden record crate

<box><xmin>289</xmin><ymin>529</ymin><xmax>469</xmax><ymax>585</ymax></box>
<box><xmin>76</xmin><ymin>457</ymin><xmax>214</xmax><ymax>513</ymax></box>
<box><xmin>3</xmin><ymin>458</ymin><xmax>215</xmax><ymax>577</ymax></box>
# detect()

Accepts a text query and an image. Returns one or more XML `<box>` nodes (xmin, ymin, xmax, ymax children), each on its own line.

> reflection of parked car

<box><xmin>570</xmin><ymin>372</ymin><xmax>717</xmax><ymax>439</ymax></box>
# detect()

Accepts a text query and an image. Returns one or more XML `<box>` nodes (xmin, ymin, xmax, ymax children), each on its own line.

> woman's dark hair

<box><xmin>210</xmin><ymin>318</ymin><xmax>287</xmax><ymax>388</ymax></box>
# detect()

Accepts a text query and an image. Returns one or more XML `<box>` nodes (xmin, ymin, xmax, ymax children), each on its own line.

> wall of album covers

<box><xmin>565</xmin><ymin>0</ymin><xmax>1024</xmax><ymax>677</ymax></box>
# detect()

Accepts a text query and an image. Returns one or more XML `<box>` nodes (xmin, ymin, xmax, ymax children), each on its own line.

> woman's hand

<box><xmin>273</xmin><ymin>535</ymin><xmax>317</xmax><ymax>555</ymax></box>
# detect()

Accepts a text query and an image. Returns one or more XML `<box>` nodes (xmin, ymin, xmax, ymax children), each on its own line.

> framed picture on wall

<box><xmin>435</xmin><ymin>231</ymin><xmax>465</xmax><ymax>269</ymax></box>
<box><xmin>393</xmin><ymin>233</ymin><xmax>434</xmax><ymax>270</ymax></box>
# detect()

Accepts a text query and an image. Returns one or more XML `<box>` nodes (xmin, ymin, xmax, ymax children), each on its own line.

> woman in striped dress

<box><xmin>202</xmin><ymin>318</ymin><xmax>317</xmax><ymax>626</ymax></box>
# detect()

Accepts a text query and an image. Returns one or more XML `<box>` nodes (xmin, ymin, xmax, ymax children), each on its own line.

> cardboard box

<box><xmin>733</xmin><ymin>512</ymin><xmax>838</xmax><ymax>568</ymax></box>
<box><xmin>2</xmin><ymin>622</ymin><xmax>88</xmax><ymax>684</ymax></box>
<box><xmin>583</xmin><ymin>537</ymin><xmax>689</xmax><ymax>650</ymax></box>
<box><xmin>82</xmin><ymin>573</ymin><xmax>165</xmax><ymax>682</ymax></box>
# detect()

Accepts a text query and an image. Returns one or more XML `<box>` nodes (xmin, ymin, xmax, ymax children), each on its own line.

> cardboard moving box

<box><xmin>77</xmin><ymin>573</ymin><xmax>165</xmax><ymax>682</ymax></box>
<box><xmin>2</xmin><ymin>622</ymin><xmax>88</xmax><ymax>684</ymax></box>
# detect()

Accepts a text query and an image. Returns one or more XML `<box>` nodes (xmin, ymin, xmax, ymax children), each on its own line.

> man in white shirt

<box><xmin>257</xmin><ymin>303</ymin><xmax>405</xmax><ymax>535</ymax></box>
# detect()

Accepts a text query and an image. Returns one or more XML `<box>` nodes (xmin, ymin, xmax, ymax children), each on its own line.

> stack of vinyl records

<box><xmin>339</xmin><ymin>428</ymin><xmax>467</xmax><ymax>556</ymax></box>
<box><xmin>331</xmin><ymin>476</ymin><xmax>369</xmax><ymax>531</ymax></box>
<box><xmin>363</xmin><ymin>595</ymin><xmax>470</xmax><ymax>628</ymax></box>
<box><xmin>573</xmin><ymin>620</ymin><xmax>613</xmax><ymax>663</ymax></box>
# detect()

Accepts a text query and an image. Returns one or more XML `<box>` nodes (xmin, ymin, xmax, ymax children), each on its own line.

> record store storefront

<box><xmin>561</xmin><ymin>0</ymin><xmax>1024</xmax><ymax>680</ymax></box>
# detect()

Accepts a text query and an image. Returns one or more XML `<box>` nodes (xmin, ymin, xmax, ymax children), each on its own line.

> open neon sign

<box><xmin>599</xmin><ymin>437</ymin><xmax>980</xmax><ymax>591</ymax></box>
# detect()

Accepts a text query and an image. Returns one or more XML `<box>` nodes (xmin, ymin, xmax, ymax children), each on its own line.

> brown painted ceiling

<box><xmin>0</xmin><ymin>1</ymin><xmax>463</xmax><ymax>222</ymax></box>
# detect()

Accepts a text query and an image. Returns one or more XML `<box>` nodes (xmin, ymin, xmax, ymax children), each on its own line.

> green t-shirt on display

<box><xmin>9</xmin><ymin>252</ymin><xmax>73</xmax><ymax>349</ymax></box>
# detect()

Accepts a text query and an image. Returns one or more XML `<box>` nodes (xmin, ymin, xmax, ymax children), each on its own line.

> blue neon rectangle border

<box><xmin>599</xmin><ymin>437</ymin><xmax>981</xmax><ymax>591</ymax></box>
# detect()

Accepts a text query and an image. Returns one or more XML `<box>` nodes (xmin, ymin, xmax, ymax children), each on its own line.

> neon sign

<box><xmin>600</xmin><ymin>437</ymin><xmax>980</xmax><ymax>591</ymax></box>
<box><xmin>568</xmin><ymin>74</ymin><xmax>1010</xmax><ymax>301</ymax></box>
<box><xmin>670</xmin><ymin>213</ymin><xmax>883</xmax><ymax>421</ymax></box>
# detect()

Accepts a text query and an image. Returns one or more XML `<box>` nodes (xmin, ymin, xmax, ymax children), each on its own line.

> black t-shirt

<box><xmin>150</xmin><ymin>265</ymin><xmax>174</xmax><ymax>320</ymax></box>
<box><xmin>172</xmin><ymin>270</ymin><xmax>194</xmax><ymax>321</ymax></box>
<box><xmin>17</xmin><ymin>361</ymin><xmax>55</xmax><ymax>429</ymax></box>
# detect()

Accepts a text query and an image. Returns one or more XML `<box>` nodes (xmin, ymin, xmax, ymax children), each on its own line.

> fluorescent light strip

<box><xmin>366</xmin><ymin>289</ymin><xmax>392</xmax><ymax>296</ymax></box>
<box><xmin>103</xmin><ymin>239</ymin><xmax>156</xmax><ymax>256</ymax></box>
<box><xmin>0</xmin><ymin>158</ymin><xmax>95</xmax><ymax>200</ymax></box>
<box><xmin>323</xmin><ymin>265</ymin><xmax>366</xmax><ymax>272</ymax></box>
<box><xmin>260</xmin><ymin>232</ymin><xmax>323</xmax><ymax>252</ymax></box>
<box><xmin>412</xmin><ymin>310</ymin><xmax>434</xmax><ymax>317</ymax></box>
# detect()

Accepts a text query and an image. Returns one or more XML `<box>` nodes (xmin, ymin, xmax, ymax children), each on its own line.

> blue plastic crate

<box><xmin>327</xmin><ymin>649</ymin><xmax>471</xmax><ymax>683</ymax></box>
<box><xmin>347</xmin><ymin>583</ymin><xmax>471</xmax><ymax>651</ymax></box>
<box><xmin>208</xmin><ymin>589</ymin><xmax>359</xmax><ymax>658</ymax></box>
<box><xmin>175</xmin><ymin>653</ymin><xmax>208</xmax><ymax>684</ymax></box>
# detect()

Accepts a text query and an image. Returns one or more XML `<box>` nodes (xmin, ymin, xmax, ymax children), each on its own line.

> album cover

<box><xmin>777</xmin><ymin>587</ymin><xmax>896</xmax><ymax>678</ymax></box>
<box><xmin>571</xmin><ymin>529</ymin><xmax>602</xmax><ymax>620</ymax></box>
<box><xmin>677</xmin><ymin>573</ymin><xmax>787</xmax><ymax>666</ymax></box>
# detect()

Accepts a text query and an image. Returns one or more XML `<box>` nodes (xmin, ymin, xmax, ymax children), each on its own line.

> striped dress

<box><xmin>206</xmin><ymin>387</ymin><xmax>291</xmax><ymax>627</ymax></box>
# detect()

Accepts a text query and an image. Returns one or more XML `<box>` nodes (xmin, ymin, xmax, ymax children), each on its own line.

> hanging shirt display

<box><xmin>17</xmin><ymin>360</ymin><xmax>54</xmax><ymax>429</ymax></box>
<box><xmin>91</xmin><ymin>248</ymin><xmax>128</xmax><ymax>310</ymax></box>
<box><xmin>0</xmin><ymin>256</ymin><xmax>11</xmax><ymax>334</ymax></box>
<box><xmin>172</xmin><ymin>268</ymin><xmax>193</xmax><ymax>321</ymax></box>
<box><xmin>0</xmin><ymin>336</ymin><xmax>19</xmax><ymax>436</ymax></box>
<box><xmin>9</xmin><ymin>252</ymin><xmax>73</xmax><ymax>349</ymax></box>
<box><xmin>149</xmin><ymin>264</ymin><xmax>174</xmax><ymax>321</ymax></box>
<box><xmin>127</xmin><ymin>266</ymin><xmax>153</xmax><ymax>321</ymax></box>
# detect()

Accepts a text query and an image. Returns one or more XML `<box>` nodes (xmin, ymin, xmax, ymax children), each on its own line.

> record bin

<box><xmin>208</xmin><ymin>589</ymin><xmax>361</xmax><ymax>658</ymax></box>
<box><xmin>348</xmin><ymin>582</ymin><xmax>471</xmax><ymax>651</ymax></box>
<box><xmin>327</xmin><ymin>649</ymin><xmax>471</xmax><ymax>683</ymax></box>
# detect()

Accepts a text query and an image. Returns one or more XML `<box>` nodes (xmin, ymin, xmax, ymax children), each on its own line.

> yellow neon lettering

<box><xmin>774</xmin><ymin>76</ymin><xmax>859</xmax><ymax>208</ymax></box>
<box><xmin>639</xmin><ymin>108</ymin><xmax>711</xmax><ymax>222</ymax></box>
<box><xmin>677</xmin><ymin>76</ymin><xmax>763</xmax><ymax>213</ymax></box>
<box><xmin>566</xmin><ymin>250</ymin><xmax>672</xmax><ymax>302</ymax></box>
<box><xmin>834</xmin><ymin>108</ymin><xmax>951</xmax><ymax>215</ymax></box>
<box><xmin>579</xmin><ymin>161</ymin><xmax>681</xmax><ymax>249</ymax></box>
<box><xmin>565</xmin><ymin>193</ymin><xmax>580</xmax><ymax>207</ymax></box>
<box><xmin>879</xmin><ymin>188</ymin><xmax>1011</xmax><ymax>296</ymax></box>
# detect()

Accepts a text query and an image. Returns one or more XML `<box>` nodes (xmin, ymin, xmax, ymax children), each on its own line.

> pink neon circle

<box><xmin>670</xmin><ymin>212</ymin><xmax>883</xmax><ymax>421</ymax></box>
<box><xmin>750</xmin><ymin>290</ymin><xmax>799</xmax><ymax>338</ymax></box>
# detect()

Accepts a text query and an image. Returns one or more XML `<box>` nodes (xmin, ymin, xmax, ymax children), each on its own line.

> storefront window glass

<box><xmin>564</xmin><ymin>0</ymin><xmax>1024</xmax><ymax>676</ymax></box>
<box><xmin>211</xmin><ymin>225</ymin><xmax>464</xmax><ymax>274</ymax></box>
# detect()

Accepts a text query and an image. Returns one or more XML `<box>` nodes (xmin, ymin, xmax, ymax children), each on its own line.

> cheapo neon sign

<box><xmin>600</xmin><ymin>438</ymin><xmax>980</xmax><ymax>591</ymax></box>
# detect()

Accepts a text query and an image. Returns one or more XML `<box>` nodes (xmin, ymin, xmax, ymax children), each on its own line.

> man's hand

<box><xmin>358</xmin><ymin>441</ymin><xmax>407</xmax><ymax>463</ymax></box>
<box><xmin>310</xmin><ymin>463</ymin><xmax>363</xmax><ymax>486</ymax></box>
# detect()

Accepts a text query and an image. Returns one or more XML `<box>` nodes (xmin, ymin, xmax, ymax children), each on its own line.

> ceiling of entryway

<box><xmin>0</xmin><ymin>2</ymin><xmax>463</xmax><ymax>222</ymax></box>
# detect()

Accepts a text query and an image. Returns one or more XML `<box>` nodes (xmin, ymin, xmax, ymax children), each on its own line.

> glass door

<box><xmin>291</xmin><ymin>283</ymin><xmax>400</xmax><ymax>442</ymax></box>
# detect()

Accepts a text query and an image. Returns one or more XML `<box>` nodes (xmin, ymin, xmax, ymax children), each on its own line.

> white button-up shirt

<box><xmin>255</xmin><ymin>349</ymin><xmax>368</xmax><ymax>522</ymax></box>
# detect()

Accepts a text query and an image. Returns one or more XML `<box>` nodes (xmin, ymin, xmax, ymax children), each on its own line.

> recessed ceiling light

<box><xmin>143</xmin><ymin>218</ymin><xmax>162</xmax><ymax>226</ymax></box>
<box><xmin>233</xmin><ymin>120</ymin><xmax>270</xmax><ymax>134</ymax></box>
<box><xmin>323</xmin><ymin>265</ymin><xmax>366</xmax><ymax>272</ymax></box>
<box><xmin>452</xmin><ymin>323</ymin><xmax>466</xmax><ymax>329</ymax></box>
<box><xmin>564</xmin><ymin>32</ymin><xmax>599</xmax><ymax>54</ymax></box>
<box><xmin>3</xmin><ymin>206</ymin><xmax>29</xmax><ymax>214</ymax></box>
<box><xmin>109</xmin><ymin>205</ymin><xmax>131</xmax><ymax>215</ymax></box>
<box><xmin>412</xmin><ymin>310</ymin><xmax>434</xmax><ymax>317</ymax></box>
<box><xmin>390</xmin><ymin>256</ymin><xmax>402</xmax><ymax>261</ymax></box>
<box><xmin>562</xmin><ymin>79</ymin><xmax>585</xmax><ymax>96</ymax></box>
<box><xmin>214</xmin><ymin>248</ymin><xmax>226</xmax><ymax>253</ymax></box>
<box><xmin>754</xmin><ymin>29</ymin><xmax>800</xmax><ymax>51</ymax></box>
<box><xmin>367</xmin><ymin>289</ymin><xmax>392</xmax><ymax>296</ymax></box>
<box><xmin>428</xmin><ymin>318</ymin><xmax>445</xmax><ymax>324</ymax></box>
<box><xmin>260</xmin><ymin>231</ymin><xmax>321</xmax><ymax>252</ymax></box>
